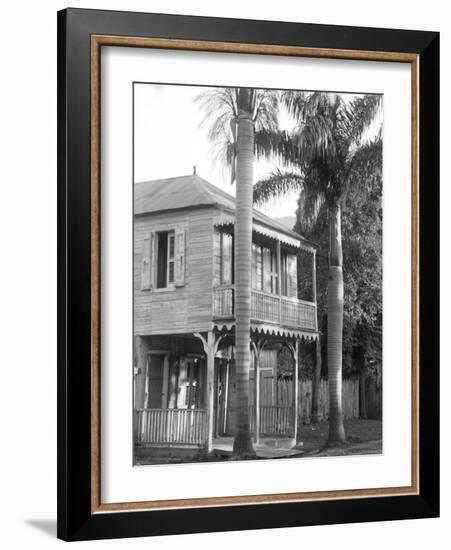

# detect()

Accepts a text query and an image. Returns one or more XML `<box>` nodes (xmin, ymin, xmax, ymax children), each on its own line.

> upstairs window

<box><xmin>214</xmin><ymin>230</ymin><xmax>233</xmax><ymax>286</ymax></box>
<box><xmin>253</xmin><ymin>244</ymin><xmax>278</xmax><ymax>294</ymax></box>
<box><xmin>156</xmin><ymin>231</ymin><xmax>175</xmax><ymax>289</ymax></box>
<box><xmin>140</xmin><ymin>227</ymin><xmax>185</xmax><ymax>291</ymax></box>
<box><xmin>262</xmin><ymin>247</ymin><xmax>278</xmax><ymax>294</ymax></box>
<box><xmin>251</xmin><ymin>244</ymin><xmax>263</xmax><ymax>291</ymax></box>
<box><xmin>281</xmin><ymin>252</ymin><xmax>298</xmax><ymax>298</ymax></box>
<box><xmin>221</xmin><ymin>233</ymin><xmax>233</xmax><ymax>285</ymax></box>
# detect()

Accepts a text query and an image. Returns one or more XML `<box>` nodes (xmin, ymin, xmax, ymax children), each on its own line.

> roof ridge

<box><xmin>195</xmin><ymin>176</ymin><xmax>235</xmax><ymax>202</ymax></box>
<box><xmin>134</xmin><ymin>173</ymin><xmax>197</xmax><ymax>186</ymax></box>
<box><xmin>134</xmin><ymin>174</ymin><xmax>312</xmax><ymax>245</ymax></box>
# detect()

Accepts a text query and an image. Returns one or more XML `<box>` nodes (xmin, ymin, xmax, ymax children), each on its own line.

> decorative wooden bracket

<box><xmin>194</xmin><ymin>332</ymin><xmax>224</xmax><ymax>356</ymax></box>
<box><xmin>250</xmin><ymin>337</ymin><xmax>267</xmax><ymax>359</ymax></box>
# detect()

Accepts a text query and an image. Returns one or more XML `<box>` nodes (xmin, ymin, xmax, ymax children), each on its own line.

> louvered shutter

<box><xmin>213</xmin><ymin>230</ymin><xmax>221</xmax><ymax>286</ymax></box>
<box><xmin>141</xmin><ymin>235</ymin><xmax>152</xmax><ymax>290</ymax></box>
<box><xmin>262</xmin><ymin>248</ymin><xmax>272</xmax><ymax>293</ymax></box>
<box><xmin>287</xmin><ymin>254</ymin><xmax>298</xmax><ymax>298</ymax></box>
<box><xmin>222</xmin><ymin>233</ymin><xmax>233</xmax><ymax>285</ymax></box>
<box><xmin>175</xmin><ymin>227</ymin><xmax>186</xmax><ymax>287</ymax></box>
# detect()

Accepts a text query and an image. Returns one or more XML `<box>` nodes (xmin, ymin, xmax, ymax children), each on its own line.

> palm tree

<box><xmin>197</xmin><ymin>87</ymin><xmax>279</xmax><ymax>458</ymax></box>
<box><xmin>253</xmin><ymin>91</ymin><xmax>382</xmax><ymax>445</ymax></box>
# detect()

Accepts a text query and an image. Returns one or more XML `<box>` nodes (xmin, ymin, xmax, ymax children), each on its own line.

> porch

<box><xmin>135</xmin><ymin>404</ymin><xmax>297</xmax><ymax>448</ymax></box>
<box><xmin>134</xmin><ymin>329</ymin><xmax>318</xmax><ymax>456</ymax></box>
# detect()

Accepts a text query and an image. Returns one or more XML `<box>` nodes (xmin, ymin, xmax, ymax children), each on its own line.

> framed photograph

<box><xmin>57</xmin><ymin>8</ymin><xmax>439</xmax><ymax>541</ymax></box>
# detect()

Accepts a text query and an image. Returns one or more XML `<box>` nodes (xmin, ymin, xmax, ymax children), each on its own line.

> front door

<box><xmin>146</xmin><ymin>353</ymin><xmax>165</xmax><ymax>408</ymax></box>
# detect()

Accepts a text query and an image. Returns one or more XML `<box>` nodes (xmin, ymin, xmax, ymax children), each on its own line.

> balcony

<box><xmin>213</xmin><ymin>285</ymin><xmax>317</xmax><ymax>331</ymax></box>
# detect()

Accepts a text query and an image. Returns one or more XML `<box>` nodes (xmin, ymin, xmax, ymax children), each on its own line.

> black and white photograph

<box><xmin>132</xmin><ymin>83</ymin><xmax>383</xmax><ymax>466</ymax></box>
<box><xmin>0</xmin><ymin>0</ymin><xmax>443</xmax><ymax>546</ymax></box>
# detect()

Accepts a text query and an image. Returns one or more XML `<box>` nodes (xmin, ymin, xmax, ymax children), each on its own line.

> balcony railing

<box><xmin>213</xmin><ymin>285</ymin><xmax>317</xmax><ymax>331</ymax></box>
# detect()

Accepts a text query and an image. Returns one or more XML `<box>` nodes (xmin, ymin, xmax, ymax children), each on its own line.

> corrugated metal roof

<box><xmin>134</xmin><ymin>174</ymin><xmax>312</xmax><ymax>246</ymax></box>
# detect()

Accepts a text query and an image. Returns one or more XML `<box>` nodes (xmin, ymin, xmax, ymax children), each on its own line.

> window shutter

<box><xmin>251</xmin><ymin>244</ymin><xmax>258</xmax><ymax>289</ymax></box>
<box><xmin>141</xmin><ymin>236</ymin><xmax>152</xmax><ymax>290</ymax></box>
<box><xmin>175</xmin><ymin>227</ymin><xmax>186</xmax><ymax>287</ymax></box>
<box><xmin>287</xmin><ymin>254</ymin><xmax>298</xmax><ymax>298</ymax></box>
<box><xmin>222</xmin><ymin>233</ymin><xmax>233</xmax><ymax>285</ymax></box>
<box><xmin>262</xmin><ymin>248</ymin><xmax>271</xmax><ymax>293</ymax></box>
<box><xmin>213</xmin><ymin>230</ymin><xmax>221</xmax><ymax>286</ymax></box>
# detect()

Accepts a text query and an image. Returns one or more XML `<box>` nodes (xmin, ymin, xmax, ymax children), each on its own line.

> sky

<box><xmin>133</xmin><ymin>84</ymin><xmax>381</xmax><ymax>220</ymax></box>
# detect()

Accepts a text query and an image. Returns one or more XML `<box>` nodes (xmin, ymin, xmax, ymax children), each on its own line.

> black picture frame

<box><xmin>57</xmin><ymin>7</ymin><xmax>439</xmax><ymax>541</ymax></box>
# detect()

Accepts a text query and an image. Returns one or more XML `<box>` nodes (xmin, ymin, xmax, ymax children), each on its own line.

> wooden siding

<box><xmin>135</xmin><ymin>211</ymin><xmax>316</xmax><ymax>336</ymax></box>
<box><xmin>134</xmin><ymin>208</ymin><xmax>214</xmax><ymax>335</ymax></box>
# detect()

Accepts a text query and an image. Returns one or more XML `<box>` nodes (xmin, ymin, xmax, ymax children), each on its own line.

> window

<box><xmin>140</xmin><ymin>227</ymin><xmax>185</xmax><ymax>291</ymax></box>
<box><xmin>156</xmin><ymin>231</ymin><xmax>175</xmax><ymax>288</ymax></box>
<box><xmin>281</xmin><ymin>252</ymin><xmax>298</xmax><ymax>298</ymax></box>
<box><xmin>252</xmin><ymin>244</ymin><xmax>263</xmax><ymax>290</ymax></box>
<box><xmin>253</xmin><ymin>244</ymin><xmax>277</xmax><ymax>294</ymax></box>
<box><xmin>251</xmin><ymin>244</ymin><xmax>297</xmax><ymax>297</ymax></box>
<box><xmin>262</xmin><ymin>247</ymin><xmax>278</xmax><ymax>294</ymax></box>
<box><xmin>221</xmin><ymin>232</ymin><xmax>233</xmax><ymax>285</ymax></box>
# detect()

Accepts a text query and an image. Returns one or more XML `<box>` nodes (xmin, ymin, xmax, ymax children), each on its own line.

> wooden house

<box><xmin>133</xmin><ymin>174</ymin><xmax>318</xmax><ymax>453</ymax></box>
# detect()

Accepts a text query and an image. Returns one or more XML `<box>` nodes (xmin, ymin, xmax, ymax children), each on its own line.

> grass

<box><xmin>299</xmin><ymin>418</ymin><xmax>382</xmax><ymax>456</ymax></box>
<box><xmin>134</xmin><ymin>419</ymin><xmax>383</xmax><ymax>465</ymax></box>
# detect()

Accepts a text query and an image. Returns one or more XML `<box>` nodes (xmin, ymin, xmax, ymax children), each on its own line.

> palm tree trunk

<box><xmin>311</xmin><ymin>335</ymin><xmax>322</xmax><ymax>423</ymax></box>
<box><xmin>232</xmin><ymin>106</ymin><xmax>256</xmax><ymax>459</ymax></box>
<box><xmin>327</xmin><ymin>203</ymin><xmax>346</xmax><ymax>445</ymax></box>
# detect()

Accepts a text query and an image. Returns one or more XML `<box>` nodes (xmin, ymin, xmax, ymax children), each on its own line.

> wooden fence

<box><xmin>249</xmin><ymin>377</ymin><xmax>360</xmax><ymax>424</ymax></box>
<box><xmin>248</xmin><ymin>405</ymin><xmax>293</xmax><ymax>436</ymax></box>
<box><xmin>298</xmin><ymin>378</ymin><xmax>360</xmax><ymax>423</ymax></box>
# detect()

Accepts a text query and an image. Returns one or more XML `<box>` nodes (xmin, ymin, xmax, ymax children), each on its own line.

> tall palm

<box><xmin>253</xmin><ymin>91</ymin><xmax>382</xmax><ymax>445</ymax></box>
<box><xmin>197</xmin><ymin>87</ymin><xmax>279</xmax><ymax>458</ymax></box>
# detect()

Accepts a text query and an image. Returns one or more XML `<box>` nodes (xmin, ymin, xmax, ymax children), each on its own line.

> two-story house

<box><xmin>133</xmin><ymin>174</ymin><xmax>318</xmax><ymax>454</ymax></box>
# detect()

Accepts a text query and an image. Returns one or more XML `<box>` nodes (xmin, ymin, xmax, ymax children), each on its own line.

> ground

<box><xmin>299</xmin><ymin>419</ymin><xmax>382</xmax><ymax>456</ymax></box>
<box><xmin>134</xmin><ymin>419</ymin><xmax>382</xmax><ymax>465</ymax></box>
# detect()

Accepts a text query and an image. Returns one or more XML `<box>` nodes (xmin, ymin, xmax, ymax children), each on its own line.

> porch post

<box><xmin>223</xmin><ymin>359</ymin><xmax>230</xmax><ymax>434</ymax></box>
<box><xmin>293</xmin><ymin>340</ymin><xmax>299</xmax><ymax>443</ymax></box>
<box><xmin>194</xmin><ymin>331</ymin><xmax>224</xmax><ymax>453</ymax></box>
<box><xmin>312</xmin><ymin>249</ymin><xmax>318</xmax><ymax>330</ymax></box>
<box><xmin>277</xmin><ymin>240</ymin><xmax>282</xmax><ymax>324</ymax></box>
<box><xmin>134</xmin><ymin>335</ymin><xmax>149</xmax><ymax>410</ymax></box>
<box><xmin>251</xmin><ymin>339</ymin><xmax>266</xmax><ymax>444</ymax></box>
<box><xmin>206</xmin><ymin>331</ymin><xmax>215</xmax><ymax>453</ymax></box>
<box><xmin>252</xmin><ymin>342</ymin><xmax>260</xmax><ymax>445</ymax></box>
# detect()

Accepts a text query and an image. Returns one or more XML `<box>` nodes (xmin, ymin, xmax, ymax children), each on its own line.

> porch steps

<box><xmin>259</xmin><ymin>437</ymin><xmax>298</xmax><ymax>449</ymax></box>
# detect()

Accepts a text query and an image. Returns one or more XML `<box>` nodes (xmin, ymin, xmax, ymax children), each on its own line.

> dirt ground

<box><xmin>299</xmin><ymin>418</ymin><xmax>382</xmax><ymax>456</ymax></box>
<box><xmin>135</xmin><ymin>419</ymin><xmax>383</xmax><ymax>465</ymax></box>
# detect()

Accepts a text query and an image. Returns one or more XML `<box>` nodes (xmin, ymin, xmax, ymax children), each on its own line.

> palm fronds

<box><xmin>347</xmin><ymin>136</ymin><xmax>383</xmax><ymax>192</ymax></box>
<box><xmin>196</xmin><ymin>87</ymin><xmax>280</xmax><ymax>184</ymax></box>
<box><xmin>253</xmin><ymin>169</ymin><xmax>304</xmax><ymax>205</ymax></box>
<box><xmin>348</xmin><ymin>94</ymin><xmax>383</xmax><ymax>144</ymax></box>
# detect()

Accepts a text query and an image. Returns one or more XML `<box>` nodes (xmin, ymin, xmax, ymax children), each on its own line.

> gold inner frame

<box><xmin>90</xmin><ymin>35</ymin><xmax>420</xmax><ymax>514</ymax></box>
